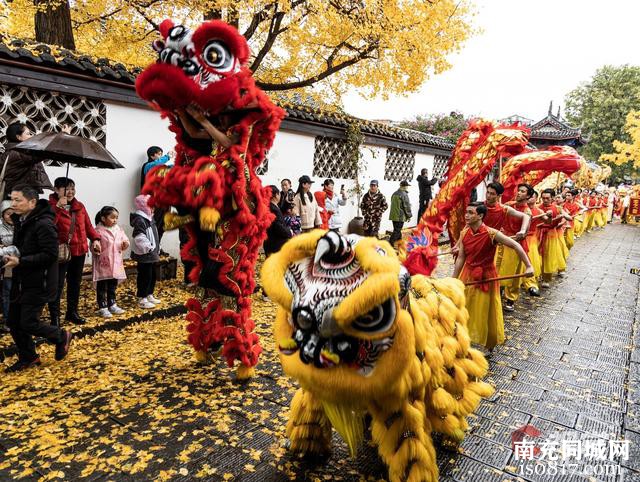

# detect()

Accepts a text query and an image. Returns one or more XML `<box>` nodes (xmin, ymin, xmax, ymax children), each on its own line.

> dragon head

<box><xmin>262</xmin><ymin>231</ymin><xmax>415</xmax><ymax>407</ymax></box>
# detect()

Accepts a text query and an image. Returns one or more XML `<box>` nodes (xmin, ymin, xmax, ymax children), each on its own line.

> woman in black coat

<box><xmin>264</xmin><ymin>185</ymin><xmax>292</xmax><ymax>257</ymax></box>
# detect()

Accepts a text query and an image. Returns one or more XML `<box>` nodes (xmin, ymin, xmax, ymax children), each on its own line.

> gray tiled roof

<box><xmin>0</xmin><ymin>38</ymin><xmax>453</xmax><ymax>151</ymax></box>
<box><xmin>530</xmin><ymin>113</ymin><xmax>584</xmax><ymax>142</ymax></box>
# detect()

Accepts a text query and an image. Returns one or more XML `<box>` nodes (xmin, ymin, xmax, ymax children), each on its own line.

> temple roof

<box><xmin>529</xmin><ymin>102</ymin><xmax>586</xmax><ymax>145</ymax></box>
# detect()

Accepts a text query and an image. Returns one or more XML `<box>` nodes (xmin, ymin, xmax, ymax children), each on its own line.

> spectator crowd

<box><xmin>0</xmin><ymin>119</ymin><xmax>440</xmax><ymax>372</ymax></box>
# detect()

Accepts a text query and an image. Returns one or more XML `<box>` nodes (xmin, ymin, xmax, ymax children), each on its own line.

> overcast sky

<box><xmin>343</xmin><ymin>0</ymin><xmax>640</xmax><ymax>123</ymax></box>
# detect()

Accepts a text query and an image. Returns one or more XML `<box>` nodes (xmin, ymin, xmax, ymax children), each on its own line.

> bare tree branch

<box><xmin>249</xmin><ymin>7</ymin><xmax>285</xmax><ymax>72</ymax></box>
<box><xmin>257</xmin><ymin>42</ymin><xmax>378</xmax><ymax>91</ymax></box>
<box><xmin>132</xmin><ymin>3</ymin><xmax>159</xmax><ymax>30</ymax></box>
<box><xmin>73</xmin><ymin>0</ymin><xmax>162</xmax><ymax>28</ymax></box>
<box><xmin>243</xmin><ymin>4</ymin><xmax>275</xmax><ymax>41</ymax></box>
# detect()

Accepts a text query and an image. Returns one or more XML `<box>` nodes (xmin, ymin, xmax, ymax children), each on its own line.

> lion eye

<box><xmin>202</xmin><ymin>40</ymin><xmax>234</xmax><ymax>72</ymax></box>
<box><xmin>293</xmin><ymin>307</ymin><xmax>315</xmax><ymax>330</ymax></box>
<box><xmin>352</xmin><ymin>298</ymin><xmax>395</xmax><ymax>333</ymax></box>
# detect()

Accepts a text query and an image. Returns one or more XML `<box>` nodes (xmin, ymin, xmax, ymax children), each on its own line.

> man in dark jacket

<box><xmin>1</xmin><ymin>122</ymin><xmax>54</xmax><ymax>198</ymax></box>
<box><xmin>4</xmin><ymin>185</ymin><xmax>72</xmax><ymax>372</ymax></box>
<box><xmin>416</xmin><ymin>168</ymin><xmax>438</xmax><ymax>222</ymax></box>
<box><xmin>389</xmin><ymin>180</ymin><xmax>412</xmax><ymax>246</ymax></box>
<box><xmin>265</xmin><ymin>185</ymin><xmax>292</xmax><ymax>256</ymax></box>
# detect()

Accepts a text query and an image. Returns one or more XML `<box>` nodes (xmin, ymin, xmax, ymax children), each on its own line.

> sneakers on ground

<box><xmin>108</xmin><ymin>304</ymin><xmax>125</xmax><ymax>315</ymax></box>
<box><xmin>503</xmin><ymin>299</ymin><xmax>515</xmax><ymax>312</ymax></box>
<box><xmin>146</xmin><ymin>294</ymin><xmax>161</xmax><ymax>305</ymax></box>
<box><xmin>6</xmin><ymin>356</ymin><xmax>41</xmax><ymax>372</ymax></box>
<box><xmin>528</xmin><ymin>287</ymin><xmax>541</xmax><ymax>297</ymax></box>
<box><xmin>557</xmin><ymin>271</ymin><xmax>565</xmax><ymax>278</ymax></box>
<box><xmin>97</xmin><ymin>307</ymin><xmax>113</xmax><ymax>318</ymax></box>
<box><xmin>138</xmin><ymin>297</ymin><xmax>155</xmax><ymax>309</ymax></box>
<box><xmin>540</xmin><ymin>281</ymin><xmax>550</xmax><ymax>288</ymax></box>
<box><xmin>55</xmin><ymin>330</ymin><xmax>73</xmax><ymax>361</ymax></box>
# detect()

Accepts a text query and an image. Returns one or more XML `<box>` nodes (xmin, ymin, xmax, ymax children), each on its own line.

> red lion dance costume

<box><xmin>136</xmin><ymin>20</ymin><xmax>285</xmax><ymax>379</ymax></box>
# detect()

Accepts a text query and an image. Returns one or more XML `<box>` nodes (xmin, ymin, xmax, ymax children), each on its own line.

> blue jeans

<box><xmin>3</xmin><ymin>277</ymin><xmax>12</xmax><ymax>322</ymax></box>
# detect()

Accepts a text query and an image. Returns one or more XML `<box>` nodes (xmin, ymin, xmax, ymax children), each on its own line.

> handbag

<box><xmin>58</xmin><ymin>211</ymin><xmax>76</xmax><ymax>263</ymax></box>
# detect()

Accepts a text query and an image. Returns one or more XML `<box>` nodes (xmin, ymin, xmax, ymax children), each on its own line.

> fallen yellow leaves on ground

<box><xmin>0</xmin><ymin>255</ymin><xmax>457</xmax><ymax>481</ymax></box>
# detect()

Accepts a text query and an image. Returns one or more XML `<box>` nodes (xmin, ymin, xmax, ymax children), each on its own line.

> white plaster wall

<box><xmin>259</xmin><ymin>129</ymin><xmax>441</xmax><ymax>235</ymax></box>
<box><xmin>41</xmin><ymin>103</ymin><xmax>449</xmax><ymax>264</ymax></box>
<box><xmin>43</xmin><ymin>101</ymin><xmax>180</xmax><ymax>259</ymax></box>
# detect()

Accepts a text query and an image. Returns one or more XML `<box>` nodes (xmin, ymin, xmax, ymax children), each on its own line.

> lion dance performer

<box><xmin>262</xmin><ymin>231</ymin><xmax>494</xmax><ymax>482</ymax></box>
<box><xmin>136</xmin><ymin>20</ymin><xmax>285</xmax><ymax>379</ymax></box>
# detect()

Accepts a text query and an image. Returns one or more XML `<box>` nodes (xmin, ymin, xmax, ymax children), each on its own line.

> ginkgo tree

<box><xmin>1</xmin><ymin>0</ymin><xmax>475</xmax><ymax>101</ymax></box>
<box><xmin>600</xmin><ymin>110</ymin><xmax>640</xmax><ymax>172</ymax></box>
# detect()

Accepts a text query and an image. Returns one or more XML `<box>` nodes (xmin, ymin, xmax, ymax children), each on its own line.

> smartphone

<box><xmin>341</xmin><ymin>184</ymin><xmax>345</xmax><ymax>190</ymax></box>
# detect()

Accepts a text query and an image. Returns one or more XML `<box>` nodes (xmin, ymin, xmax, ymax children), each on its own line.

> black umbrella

<box><xmin>13</xmin><ymin>132</ymin><xmax>124</xmax><ymax>170</ymax></box>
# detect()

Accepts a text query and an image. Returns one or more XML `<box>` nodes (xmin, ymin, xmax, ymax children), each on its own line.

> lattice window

<box><xmin>0</xmin><ymin>83</ymin><xmax>106</xmax><ymax>152</ymax></box>
<box><xmin>256</xmin><ymin>157</ymin><xmax>268</xmax><ymax>175</ymax></box>
<box><xmin>312</xmin><ymin>136</ymin><xmax>354</xmax><ymax>179</ymax></box>
<box><xmin>433</xmin><ymin>155</ymin><xmax>449</xmax><ymax>179</ymax></box>
<box><xmin>384</xmin><ymin>148</ymin><xmax>415</xmax><ymax>181</ymax></box>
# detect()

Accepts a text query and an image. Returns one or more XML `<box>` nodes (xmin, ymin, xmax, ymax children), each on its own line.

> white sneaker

<box><xmin>557</xmin><ymin>271</ymin><xmax>565</xmax><ymax>278</ymax></box>
<box><xmin>146</xmin><ymin>294</ymin><xmax>161</xmax><ymax>304</ymax></box>
<box><xmin>98</xmin><ymin>307</ymin><xmax>113</xmax><ymax>318</ymax></box>
<box><xmin>108</xmin><ymin>304</ymin><xmax>125</xmax><ymax>315</ymax></box>
<box><xmin>540</xmin><ymin>281</ymin><xmax>550</xmax><ymax>288</ymax></box>
<box><xmin>138</xmin><ymin>297</ymin><xmax>155</xmax><ymax>309</ymax></box>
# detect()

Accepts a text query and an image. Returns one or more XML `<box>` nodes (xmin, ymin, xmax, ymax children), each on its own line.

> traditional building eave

<box><xmin>0</xmin><ymin>38</ymin><xmax>453</xmax><ymax>156</ymax></box>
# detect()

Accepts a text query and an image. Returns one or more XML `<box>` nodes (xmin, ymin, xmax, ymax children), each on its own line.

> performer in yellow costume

<box><xmin>522</xmin><ymin>190</ymin><xmax>546</xmax><ymax>296</ymax></box>
<box><xmin>563</xmin><ymin>190</ymin><xmax>581</xmax><ymax>250</ymax></box>
<box><xmin>538</xmin><ymin>189</ymin><xmax>571</xmax><ymax>287</ymax></box>
<box><xmin>497</xmin><ymin>183</ymin><xmax>532</xmax><ymax>312</ymax></box>
<box><xmin>554</xmin><ymin>193</ymin><xmax>569</xmax><ymax>273</ymax></box>
<box><xmin>453</xmin><ymin>203</ymin><xmax>533</xmax><ymax>349</ymax></box>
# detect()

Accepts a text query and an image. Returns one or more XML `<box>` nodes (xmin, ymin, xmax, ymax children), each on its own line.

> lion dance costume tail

<box><xmin>136</xmin><ymin>19</ymin><xmax>285</xmax><ymax>378</ymax></box>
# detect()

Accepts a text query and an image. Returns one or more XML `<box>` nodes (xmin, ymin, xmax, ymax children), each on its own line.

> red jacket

<box><xmin>49</xmin><ymin>194</ymin><xmax>101</xmax><ymax>257</ymax></box>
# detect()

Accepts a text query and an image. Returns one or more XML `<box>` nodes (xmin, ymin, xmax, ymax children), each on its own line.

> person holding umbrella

<box><xmin>48</xmin><ymin>177</ymin><xmax>101</xmax><ymax>326</ymax></box>
<box><xmin>0</xmin><ymin>122</ymin><xmax>54</xmax><ymax>198</ymax></box>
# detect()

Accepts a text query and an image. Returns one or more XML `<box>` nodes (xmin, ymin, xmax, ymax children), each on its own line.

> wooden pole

<box><xmin>464</xmin><ymin>273</ymin><xmax>531</xmax><ymax>286</ymax></box>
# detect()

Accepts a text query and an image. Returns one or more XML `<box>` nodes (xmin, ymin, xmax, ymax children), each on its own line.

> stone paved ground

<box><xmin>446</xmin><ymin>223</ymin><xmax>640</xmax><ymax>482</ymax></box>
<box><xmin>0</xmin><ymin>224</ymin><xmax>638</xmax><ymax>482</ymax></box>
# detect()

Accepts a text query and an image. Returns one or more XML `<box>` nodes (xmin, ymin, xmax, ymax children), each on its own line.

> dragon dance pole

<box><xmin>464</xmin><ymin>273</ymin><xmax>533</xmax><ymax>286</ymax></box>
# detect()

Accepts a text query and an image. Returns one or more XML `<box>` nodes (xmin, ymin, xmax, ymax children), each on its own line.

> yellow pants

<box><xmin>465</xmin><ymin>284</ymin><xmax>505</xmax><ymax>350</ymax></box>
<box><xmin>495</xmin><ymin>244</ymin><xmax>524</xmax><ymax>302</ymax></box>
<box><xmin>596</xmin><ymin>209</ymin><xmax>606</xmax><ymax>227</ymax></box>
<box><xmin>541</xmin><ymin>230</ymin><xmax>565</xmax><ymax>277</ymax></box>
<box><xmin>559</xmin><ymin>230</ymin><xmax>569</xmax><ymax>270</ymax></box>
<box><xmin>522</xmin><ymin>236</ymin><xmax>541</xmax><ymax>291</ymax></box>
<box><xmin>564</xmin><ymin>227</ymin><xmax>575</xmax><ymax>250</ymax></box>
<box><xmin>573</xmin><ymin>217</ymin><xmax>584</xmax><ymax>237</ymax></box>
<box><xmin>584</xmin><ymin>211</ymin><xmax>595</xmax><ymax>231</ymax></box>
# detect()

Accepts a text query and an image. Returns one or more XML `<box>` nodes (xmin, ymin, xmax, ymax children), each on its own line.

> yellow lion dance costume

<box><xmin>262</xmin><ymin>231</ymin><xmax>494</xmax><ymax>482</ymax></box>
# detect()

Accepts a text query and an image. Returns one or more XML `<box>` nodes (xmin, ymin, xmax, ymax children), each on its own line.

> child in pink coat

<box><xmin>93</xmin><ymin>206</ymin><xmax>130</xmax><ymax>318</ymax></box>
